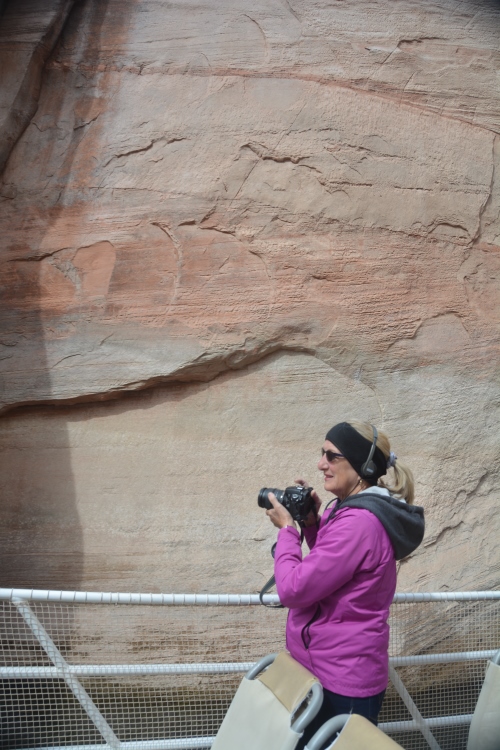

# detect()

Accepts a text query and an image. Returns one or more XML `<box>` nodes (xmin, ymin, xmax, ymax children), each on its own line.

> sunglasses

<box><xmin>321</xmin><ymin>448</ymin><xmax>345</xmax><ymax>463</ymax></box>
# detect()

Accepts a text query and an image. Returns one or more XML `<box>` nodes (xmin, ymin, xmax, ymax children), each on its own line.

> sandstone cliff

<box><xmin>0</xmin><ymin>0</ymin><xmax>499</xmax><ymax>595</ymax></box>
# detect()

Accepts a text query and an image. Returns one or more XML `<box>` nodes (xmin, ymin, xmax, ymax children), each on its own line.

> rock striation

<box><xmin>0</xmin><ymin>0</ymin><xmax>75</xmax><ymax>174</ymax></box>
<box><xmin>0</xmin><ymin>0</ymin><xmax>499</xmax><ymax>596</ymax></box>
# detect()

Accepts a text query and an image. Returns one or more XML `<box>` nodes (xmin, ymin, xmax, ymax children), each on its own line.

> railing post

<box><xmin>389</xmin><ymin>665</ymin><xmax>441</xmax><ymax>750</ymax></box>
<box><xmin>12</xmin><ymin>597</ymin><xmax>121</xmax><ymax>749</ymax></box>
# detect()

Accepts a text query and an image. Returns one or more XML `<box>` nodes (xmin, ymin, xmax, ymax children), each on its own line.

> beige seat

<box><xmin>467</xmin><ymin>648</ymin><xmax>500</xmax><ymax>750</ymax></box>
<box><xmin>305</xmin><ymin>714</ymin><xmax>405</xmax><ymax>750</ymax></box>
<box><xmin>211</xmin><ymin>652</ymin><xmax>323</xmax><ymax>750</ymax></box>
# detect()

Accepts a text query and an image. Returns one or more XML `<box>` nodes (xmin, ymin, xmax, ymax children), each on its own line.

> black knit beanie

<box><xmin>325</xmin><ymin>422</ymin><xmax>387</xmax><ymax>482</ymax></box>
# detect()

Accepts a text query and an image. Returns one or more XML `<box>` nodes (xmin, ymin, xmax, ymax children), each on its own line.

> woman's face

<box><xmin>318</xmin><ymin>440</ymin><xmax>361</xmax><ymax>499</ymax></box>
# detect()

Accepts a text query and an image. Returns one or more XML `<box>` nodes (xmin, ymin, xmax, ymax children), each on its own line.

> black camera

<box><xmin>258</xmin><ymin>485</ymin><xmax>316</xmax><ymax>525</ymax></box>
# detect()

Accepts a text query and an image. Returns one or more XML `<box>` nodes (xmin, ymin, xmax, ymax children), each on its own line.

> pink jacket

<box><xmin>274</xmin><ymin>504</ymin><xmax>397</xmax><ymax>697</ymax></box>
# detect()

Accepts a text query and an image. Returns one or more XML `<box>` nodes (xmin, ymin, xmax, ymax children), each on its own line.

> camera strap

<box><xmin>259</xmin><ymin>530</ymin><xmax>304</xmax><ymax>608</ymax></box>
<box><xmin>259</xmin><ymin>574</ymin><xmax>284</xmax><ymax>608</ymax></box>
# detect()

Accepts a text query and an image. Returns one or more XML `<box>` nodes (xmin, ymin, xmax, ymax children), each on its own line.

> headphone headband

<box><xmin>360</xmin><ymin>425</ymin><xmax>378</xmax><ymax>479</ymax></box>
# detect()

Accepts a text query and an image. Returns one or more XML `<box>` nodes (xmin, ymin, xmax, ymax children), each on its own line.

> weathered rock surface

<box><xmin>2</xmin><ymin>351</ymin><xmax>499</xmax><ymax>593</ymax></box>
<box><xmin>0</xmin><ymin>0</ymin><xmax>499</xmax><ymax>594</ymax></box>
<box><xmin>0</xmin><ymin>0</ymin><xmax>75</xmax><ymax>174</ymax></box>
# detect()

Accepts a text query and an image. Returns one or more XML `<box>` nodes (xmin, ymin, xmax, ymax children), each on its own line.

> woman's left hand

<box><xmin>294</xmin><ymin>477</ymin><xmax>322</xmax><ymax>516</ymax></box>
<box><xmin>266</xmin><ymin>492</ymin><xmax>295</xmax><ymax>529</ymax></box>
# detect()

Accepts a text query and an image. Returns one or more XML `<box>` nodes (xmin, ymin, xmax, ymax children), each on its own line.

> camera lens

<box><xmin>257</xmin><ymin>488</ymin><xmax>283</xmax><ymax>509</ymax></box>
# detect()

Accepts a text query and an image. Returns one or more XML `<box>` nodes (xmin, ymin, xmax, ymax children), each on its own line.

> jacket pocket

<box><xmin>301</xmin><ymin>604</ymin><xmax>321</xmax><ymax>649</ymax></box>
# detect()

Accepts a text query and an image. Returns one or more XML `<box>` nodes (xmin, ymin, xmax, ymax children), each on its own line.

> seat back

<box><xmin>305</xmin><ymin>714</ymin><xmax>405</xmax><ymax>750</ymax></box>
<box><xmin>257</xmin><ymin>651</ymin><xmax>319</xmax><ymax>727</ymax></box>
<box><xmin>467</xmin><ymin>649</ymin><xmax>500</xmax><ymax>750</ymax></box>
<box><xmin>211</xmin><ymin>652</ymin><xmax>322</xmax><ymax>750</ymax></box>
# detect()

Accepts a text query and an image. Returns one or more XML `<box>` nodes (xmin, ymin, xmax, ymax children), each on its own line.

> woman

<box><xmin>265</xmin><ymin>420</ymin><xmax>424</xmax><ymax>745</ymax></box>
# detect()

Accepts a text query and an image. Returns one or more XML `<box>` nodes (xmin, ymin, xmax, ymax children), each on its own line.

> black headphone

<box><xmin>360</xmin><ymin>425</ymin><xmax>378</xmax><ymax>479</ymax></box>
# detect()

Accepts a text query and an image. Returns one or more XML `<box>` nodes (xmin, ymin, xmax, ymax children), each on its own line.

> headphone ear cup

<box><xmin>361</xmin><ymin>459</ymin><xmax>377</xmax><ymax>478</ymax></box>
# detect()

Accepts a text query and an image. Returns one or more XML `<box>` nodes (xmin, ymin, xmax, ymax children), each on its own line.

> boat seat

<box><xmin>305</xmin><ymin>714</ymin><xmax>405</xmax><ymax>750</ymax></box>
<box><xmin>211</xmin><ymin>652</ymin><xmax>323</xmax><ymax>750</ymax></box>
<box><xmin>467</xmin><ymin>648</ymin><xmax>500</xmax><ymax>750</ymax></box>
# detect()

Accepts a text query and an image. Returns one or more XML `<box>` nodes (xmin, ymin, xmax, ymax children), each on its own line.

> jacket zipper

<box><xmin>301</xmin><ymin>604</ymin><xmax>321</xmax><ymax>650</ymax></box>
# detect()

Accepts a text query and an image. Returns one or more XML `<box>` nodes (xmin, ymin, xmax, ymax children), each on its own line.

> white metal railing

<box><xmin>1</xmin><ymin>588</ymin><xmax>499</xmax><ymax>750</ymax></box>
<box><xmin>2</xmin><ymin>588</ymin><xmax>500</xmax><ymax>604</ymax></box>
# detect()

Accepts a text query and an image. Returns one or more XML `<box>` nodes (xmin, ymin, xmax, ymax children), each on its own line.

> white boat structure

<box><xmin>1</xmin><ymin>588</ymin><xmax>499</xmax><ymax>750</ymax></box>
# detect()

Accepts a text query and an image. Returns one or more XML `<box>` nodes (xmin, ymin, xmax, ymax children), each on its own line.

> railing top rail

<box><xmin>0</xmin><ymin>588</ymin><xmax>499</xmax><ymax>605</ymax></box>
<box><xmin>393</xmin><ymin>591</ymin><xmax>500</xmax><ymax>602</ymax></box>
<box><xmin>2</xmin><ymin>591</ymin><xmax>267</xmax><ymax>605</ymax></box>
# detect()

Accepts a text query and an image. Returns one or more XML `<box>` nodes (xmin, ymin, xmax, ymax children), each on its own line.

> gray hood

<box><xmin>334</xmin><ymin>491</ymin><xmax>425</xmax><ymax>561</ymax></box>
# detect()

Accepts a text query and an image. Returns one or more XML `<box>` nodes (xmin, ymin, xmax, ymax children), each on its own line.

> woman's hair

<box><xmin>348</xmin><ymin>420</ymin><xmax>415</xmax><ymax>504</ymax></box>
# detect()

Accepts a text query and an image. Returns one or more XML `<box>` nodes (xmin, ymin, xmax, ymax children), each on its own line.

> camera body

<box><xmin>258</xmin><ymin>485</ymin><xmax>316</xmax><ymax>525</ymax></box>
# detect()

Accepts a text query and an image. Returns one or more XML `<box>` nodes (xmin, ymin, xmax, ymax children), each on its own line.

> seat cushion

<box><xmin>467</xmin><ymin>660</ymin><xmax>500</xmax><ymax>750</ymax></box>
<box><xmin>258</xmin><ymin>651</ymin><xmax>319</xmax><ymax>713</ymax></box>
<box><xmin>328</xmin><ymin>714</ymin><xmax>404</xmax><ymax>749</ymax></box>
<box><xmin>211</xmin><ymin>676</ymin><xmax>301</xmax><ymax>750</ymax></box>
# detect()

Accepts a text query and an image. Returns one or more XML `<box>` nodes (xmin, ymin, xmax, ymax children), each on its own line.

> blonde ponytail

<box><xmin>348</xmin><ymin>420</ymin><xmax>415</xmax><ymax>505</ymax></box>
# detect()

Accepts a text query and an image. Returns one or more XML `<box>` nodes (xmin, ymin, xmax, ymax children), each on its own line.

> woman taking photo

<box><xmin>265</xmin><ymin>420</ymin><xmax>424</xmax><ymax>746</ymax></box>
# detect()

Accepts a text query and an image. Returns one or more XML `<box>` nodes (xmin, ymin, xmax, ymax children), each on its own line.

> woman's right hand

<box><xmin>294</xmin><ymin>477</ymin><xmax>322</xmax><ymax>526</ymax></box>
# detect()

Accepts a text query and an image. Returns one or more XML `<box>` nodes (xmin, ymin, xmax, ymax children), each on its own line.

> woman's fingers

<box><xmin>267</xmin><ymin>492</ymin><xmax>280</xmax><ymax>507</ymax></box>
<box><xmin>294</xmin><ymin>477</ymin><xmax>310</xmax><ymax>488</ymax></box>
<box><xmin>294</xmin><ymin>478</ymin><xmax>322</xmax><ymax>511</ymax></box>
<box><xmin>266</xmin><ymin>492</ymin><xmax>294</xmax><ymax>528</ymax></box>
<box><xmin>311</xmin><ymin>489</ymin><xmax>322</xmax><ymax>507</ymax></box>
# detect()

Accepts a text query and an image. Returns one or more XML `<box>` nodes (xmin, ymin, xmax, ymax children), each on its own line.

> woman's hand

<box><xmin>294</xmin><ymin>477</ymin><xmax>322</xmax><ymax>526</ymax></box>
<box><xmin>266</xmin><ymin>492</ymin><xmax>295</xmax><ymax>529</ymax></box>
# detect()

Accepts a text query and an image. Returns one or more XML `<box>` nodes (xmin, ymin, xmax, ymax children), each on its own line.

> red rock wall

<box><xmin>0</xmin><ymin>0</ymin><xmax>499</xmax><ymax>593</ymax></box>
